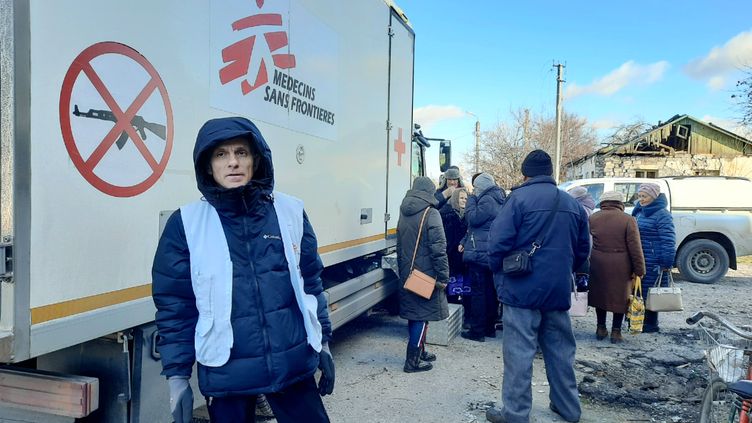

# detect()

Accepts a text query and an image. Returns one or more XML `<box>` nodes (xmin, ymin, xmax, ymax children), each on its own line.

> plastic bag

<box><xmin>627</xmin><ymin>276</ymin><xmax>644</xmax><ymax>334</ymax></box>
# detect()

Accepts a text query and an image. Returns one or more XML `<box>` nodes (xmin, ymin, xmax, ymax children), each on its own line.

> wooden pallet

<box><xmin>0</xmin><ymin>367</ymin><xmax>98</xmax><ymax>418</ymax></box>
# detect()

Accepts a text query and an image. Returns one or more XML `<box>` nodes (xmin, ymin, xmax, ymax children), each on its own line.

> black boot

<box><xmin>404</xmin><ymin>345</ymin><xmax>433</xmax><ymax>373</ymax></box>
<box><xmin>420</xmin><ymin>344</ymin><xmax>436</xmax><ymax>362</ymax></box>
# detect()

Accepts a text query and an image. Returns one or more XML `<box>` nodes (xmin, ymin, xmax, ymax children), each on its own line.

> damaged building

<box><xmin>565</xmin><ymin>115</ymin><xmax>752</xmax><ymax>181</ymax></box>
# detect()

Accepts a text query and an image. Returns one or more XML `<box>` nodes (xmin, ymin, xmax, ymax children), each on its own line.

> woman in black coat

<box><xmin>460</xmin><ymin>173</ymin><xmax>505</xmax><ymax>342</ymax></box>
<box><xmin>396</xmin><ymin>177</ymin><xmax>450</xmax><ymax>373</ymax></box>
<box><xmin>440</xmin><ymin>188</ymin><xmax>468</xmax><ymax>303</ymax></box>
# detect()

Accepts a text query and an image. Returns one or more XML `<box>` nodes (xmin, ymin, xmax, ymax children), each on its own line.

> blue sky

<box><xmin>396</xmin><ymin>0</ymin><xmax>752</xmax><ymax>177</ymax></box>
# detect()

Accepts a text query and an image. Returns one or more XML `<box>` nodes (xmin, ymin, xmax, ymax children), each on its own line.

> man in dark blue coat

<box><xmin>152</xmin><ymin>117</ymin><xmax>333</xmax><ymax>423</ymax></box>
<box><xmin>485</xmin><ymin>150</ymin><xmax>590</xmax><ymax>423</ymax></box>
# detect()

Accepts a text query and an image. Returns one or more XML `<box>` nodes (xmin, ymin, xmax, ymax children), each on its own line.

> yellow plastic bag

<box><xmin>627</xmin><ymin>275</ymin><xmax>644</xmax><ymax>334</ymax></box>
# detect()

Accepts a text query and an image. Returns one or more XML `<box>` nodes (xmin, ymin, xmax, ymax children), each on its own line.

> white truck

<box><xmin>559</xmin><ymin>176</ymin><xmax>752</xmax><ymax>285</ymax></box>
<box><xmin>0</xmin><ymin>1</ymin><xmax>443</xmax><ymax>421</ymax></box>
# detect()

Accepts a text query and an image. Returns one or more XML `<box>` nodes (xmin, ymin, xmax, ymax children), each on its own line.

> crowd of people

<box><xmin>395</xmin><ymin>150</ymin><xmax>677</xmax><ymax>423</ymax></box>
<box><xmin>150</xmin><ymin>117</ymin><xmax>676</xmax><ymax>423</ymax></box>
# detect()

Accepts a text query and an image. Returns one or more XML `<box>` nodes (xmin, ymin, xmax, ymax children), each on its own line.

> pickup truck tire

<box><xmin>676</xmin><ymin>239</ymin><xmax>729</xmax><ymax>284</ymax></box>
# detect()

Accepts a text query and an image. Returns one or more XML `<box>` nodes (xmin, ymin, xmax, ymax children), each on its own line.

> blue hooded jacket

<box><xmin>151</xmin><ymin>117</ymin><xmax>331</xmax><ymax>396</ymax></box>
<box><xmin>631</xmin><ymin>193</ymin><xmax>676</xmax><ymax>288</ymax></box>
<box><xmin>487</xmin><ymin>176</ymin><xmax>590</xmax><ymax>311</ymax></box>
<box><xmin>462</xmin><ymin>174</ymin><xmax>505</xmax><ymax>268</ymax></box>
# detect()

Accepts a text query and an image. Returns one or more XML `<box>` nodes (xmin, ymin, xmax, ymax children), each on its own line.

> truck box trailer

<box><xmin>0</xmin><ymin>0</ymin><xmax>436</xmax><ymax>420</ymax></box>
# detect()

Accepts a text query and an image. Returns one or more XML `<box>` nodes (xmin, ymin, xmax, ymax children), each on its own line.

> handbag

<box><xmin>446</xmin><ymin>274</ymin><xmax>470</xmax><ymax>296</ymax></box>
<box><xmin>645</xmin><ymin>270</ymin><xmax>683</xmax><ymax>312</ymax></box>
<box><xmin>502</xmin><ymin>190</ymin><xmax>561</xmax><ymax>276</ymax></box>
<box><xmin>627</xmin><ymin>275</ymin><xmax>645</xmax><ymax>334</ymax></box>
<box><xmin>403</xmin><ymin>208</ymin><xmax>436</xmax><ymax>300</ymax></box>
<box><xmin>569</xmin><ymin>274</ymin><xmax>588</xmax><ymax>317</ymax></box>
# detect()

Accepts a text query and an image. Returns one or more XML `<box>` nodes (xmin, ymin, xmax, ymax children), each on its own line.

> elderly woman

<box><xmin>631</xmin><ymin>183</ymin><xmax>676</xmax><ymax>333</ymax></box>
<box><xmin>396</xmin><ymin>176</ymin><xmax>449</xmax><ymax>373</ymax></box>
<box><xmin>568</xmin><ymin>186</ymin><xmax>596</xmax><ymax>216</ymax></box>
<box><xmin>588</xmin><ymin>191</ymin><xmax>646</xmax><ymax>343</ymax></box>
<box><xmin>460</xmin><ymin>173</ymin><xmax>505</xmax><ymax>342</ymax></box>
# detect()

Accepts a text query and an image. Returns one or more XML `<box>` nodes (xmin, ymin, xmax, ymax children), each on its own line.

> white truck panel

<box><xmin>10</xmin><ymin>0</ymin><xmax>414</xmax><ymax>361</ymax></box>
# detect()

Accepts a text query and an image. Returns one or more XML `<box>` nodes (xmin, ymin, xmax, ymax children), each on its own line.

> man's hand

<box><xmin>318</xmin><ymin>343</ymin><xmax>335</xmax><ymax>396</ymax></box>
<box><xmin>442</xmin><ymin>186</ymin><xmax>456</xmax><ymax>199</ymax></box>
<box><xmin>168</xmin><ymin>376</ymin><xmax>193</xmax><ymax>423</ymax></box>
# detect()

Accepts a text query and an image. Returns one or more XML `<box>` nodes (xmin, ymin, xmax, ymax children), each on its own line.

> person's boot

<box><xmin>485</xmin><ymin>406</ymin><xmax>506</xmax><ymax>422</ymax></box>
<box><xmin>595</xmin><ymin>325</ymin><xmax>608</xmax><ymax>340</ymax></box>
<box><xmin>420</xmin><ymin>344</ymin><xmax>436</xmax><ymax>362</ymax></box>
<box><xmin>404</xmin><ymin>345</ymin><xmax>432</xmax><ymax>373</ymax></box>
<box><xmin>610</xmin><ymin>328</ymin><xmax>624</xmax><ymax>344</ymax></box>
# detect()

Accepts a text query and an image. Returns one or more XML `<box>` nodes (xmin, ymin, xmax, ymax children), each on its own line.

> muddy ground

<box><xmin>195</xmin><ymin>260</ymin><xmax>752</xmax><ymax>422</ymax></box>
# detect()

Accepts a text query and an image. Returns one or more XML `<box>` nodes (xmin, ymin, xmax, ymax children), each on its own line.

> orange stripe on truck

<box><xmin>30</xmin><ymin>231</ymin><xmax>398</xmax><ymax>323</ymax></box>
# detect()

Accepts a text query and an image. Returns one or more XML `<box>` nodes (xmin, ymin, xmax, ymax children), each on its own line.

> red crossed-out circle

<box><xmin>59</xmin><ymin>42</ymin><xmax>173</xmax><ymax>198</ymax></box>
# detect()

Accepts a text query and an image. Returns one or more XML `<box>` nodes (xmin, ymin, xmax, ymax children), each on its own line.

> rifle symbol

<box><xmin>72</xmin><ymin>105</ymin><xmax>167</xmax><ymax>150</ymax></box>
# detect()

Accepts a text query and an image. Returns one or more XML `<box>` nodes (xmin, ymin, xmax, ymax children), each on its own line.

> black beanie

<box><xmin>521</xmin><ymin>149</ymin><xmax>553</xmax><ymax>177</ymax></box>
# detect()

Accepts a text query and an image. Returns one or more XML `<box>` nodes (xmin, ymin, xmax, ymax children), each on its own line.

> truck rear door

<box><xmin>385</xmin><ymin>9</ymin><xmax>415</xmax><ymax>236</ymax></box>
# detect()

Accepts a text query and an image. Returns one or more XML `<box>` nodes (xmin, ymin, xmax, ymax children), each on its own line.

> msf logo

<box><xmin>219</xmin><ymin>0</ymin><xmax>296</xmax><ymax>95</ymax></box>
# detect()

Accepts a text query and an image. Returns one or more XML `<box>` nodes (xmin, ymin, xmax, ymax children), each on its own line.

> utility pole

<box><xmin>553</xmin><ymin>63</ymin><xmax>565</xmax><ymax>183</ymax></box>
<box><xmin>466</xmin><ymin>111</ymin><xmax>480</xmax><ymax>173</ymax></box>
<box><xmin>523</xmin><ymin>108</ymin><xmax>530</xmax><ymax>151</ymax></box>
<box><xmin>474</xmin><ymin>119</ymin><xmax>480</xmax><ymax>174</ymax></box>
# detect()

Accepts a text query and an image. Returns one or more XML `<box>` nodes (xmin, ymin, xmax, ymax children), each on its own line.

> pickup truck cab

<box><xmin>559</xmin><ymin>176</ymin><xmax>752</xmax><ymax>284</ymax></box>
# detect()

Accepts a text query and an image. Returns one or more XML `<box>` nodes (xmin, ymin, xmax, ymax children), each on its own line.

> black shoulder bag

<box><xmin>502</xmin><ymin>190</ymin><xmax>561</xmax><ymax>276</ymax></box>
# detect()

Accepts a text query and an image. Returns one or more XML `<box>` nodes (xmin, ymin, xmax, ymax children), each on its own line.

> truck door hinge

<box><xmin>384</xmin><ymin>213</ymin><xmax>391</xmax><ymax>223</ymax></box>
<box><xmin>0</xmin><ymin>239</ymin><xmax>13</xmax><ymax>282</ymax></box>
<box><xmin>386</xmin><ymin>120</ymin><xmax>392</xmax><ymax>131</ymax></box>
<box><xmin>388</xmin><ymin>27</ymin><xmax>395</xmax><ymax>37</ymax></box>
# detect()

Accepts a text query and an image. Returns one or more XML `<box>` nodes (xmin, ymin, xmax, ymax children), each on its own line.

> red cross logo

<box><xmin>219</xmin><ymin>0</ymin><xmax>296</xmax><ymax>95</ymax></box>
<box><xmin>394</xmin><ymin>127</ymin><xmax>405</xmax><ymax>166</ymax></box>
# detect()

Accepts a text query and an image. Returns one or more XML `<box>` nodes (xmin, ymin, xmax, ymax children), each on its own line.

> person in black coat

<box><xmin>434</xmin><ymin>166</ymin><xmax>466</xmax><ymax>209</ymax></box>
<box><xmin>440</xmin><ymin>188</ymin><xmax>469</xmax><ymax>303</ymax></box>
<box><xmin>460</xmin><ymin>173</ymin><xmax>505</xmax><ymax>342</ymax></box>
<box><xmin>396</xmin><ymin>177</ymin><xmax>450</xmax><ymax>373</ymax></box>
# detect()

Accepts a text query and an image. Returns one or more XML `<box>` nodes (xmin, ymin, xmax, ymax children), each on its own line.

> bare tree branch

<box><xmin>464</xmin><ymin>109</ymin><xmax>598</xmax><ymax>188</ymax></box>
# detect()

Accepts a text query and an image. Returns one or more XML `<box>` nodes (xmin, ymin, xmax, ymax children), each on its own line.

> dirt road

<box><xmin>321</xmin><ymin>263</ymin><xmax>752</xmax><ymax>423</ymax></box>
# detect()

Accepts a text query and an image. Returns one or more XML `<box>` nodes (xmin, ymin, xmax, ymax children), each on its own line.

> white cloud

<box><xmin>685</xmin><ymin>30</ymin><xmax>752</xmax><ymax>89</ymax></box>
<box><xmin>591</xmin><ymin>118</ymin><xmax>621</xmax><ymax>130</ymax></box>
<box><xmin>565</xmin><ymin>60</ymin><xmax>670</xmax><ymax>99</ymax></box>
<box><xmin>708</xmin><ymin>76</ymin><xmax>726</xmax><ymax>91</ymax></box>
<box><xmin>413</xmin><ymin>105</ymin><xmax>466</xmax><ymax>130</ymax></box>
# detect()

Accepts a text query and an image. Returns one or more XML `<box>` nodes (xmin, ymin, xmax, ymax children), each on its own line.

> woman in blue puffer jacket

<box><xmin>460</xmin><ymin>173</ymin><xmax>505</xmax><ymax>341</ymax></box>
<box><xmin>631</xmin><ymin>183</ymin><xmax>676</xmax><ymax>333</ymax></box>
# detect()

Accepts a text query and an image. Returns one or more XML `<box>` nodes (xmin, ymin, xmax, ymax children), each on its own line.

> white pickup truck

<box><xmin>559</xmin><ymin>176</ymin><xmax>752</xmax><ymax>284</ymax></box>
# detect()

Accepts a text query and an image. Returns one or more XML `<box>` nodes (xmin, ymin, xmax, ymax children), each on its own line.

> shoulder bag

<box><xmin>569</xmin><ymin>274</ymin><xmax>588</xmax><ymax>317</ymax></box>
<box><xmin>403</xmin><ymin>208</ymin><xmax>436</xmax><ymax>300</ymax></box>
<box><xmin>502</xmin><ymin>190</ymin><xmax>561</xmax><ymax>276</ymax></box>
<box><xmin>646</xmin><ymin>270</ymin><xmax>683</xmax><ymax>311</ymax></box>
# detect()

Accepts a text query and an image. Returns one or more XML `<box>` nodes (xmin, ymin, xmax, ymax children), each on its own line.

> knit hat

<box><xmin>521</xmin><ymin>149</ymin><xmax>553</xmax><ymax>177</ymax></box>
<box><xmin>568</xmin><ymin>186</ymin><xmax>588</xmax><ymax>199</ymax></box>
<box><xmin>599</xmin><ymin>191</ymin><xmax>624</xmax><ymax>203</ymax></box>
<box><xmin>412</xmin><ymin>176</ymin><xmax>436</xmax><ymax>194</ymax></box>
<box><xmin>444</xmin><ymin>168</ymin><xmax>461</xmax><ymax>180</ymax></box>
<box><xmin>638</xmin><ymin>183</ymin><xmax>660</xmax><ymax>199</ymax></box>
<box><xmin>472</xmin><ymin>172</ymin><xmax>496</xmax><ymax>194</ymax></box>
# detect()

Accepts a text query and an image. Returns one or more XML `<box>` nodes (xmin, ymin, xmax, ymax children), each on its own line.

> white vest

<box><xmin>180</xmin><ymin>191</ymin><xmax>323</xmax><ymax>367</ymax></box>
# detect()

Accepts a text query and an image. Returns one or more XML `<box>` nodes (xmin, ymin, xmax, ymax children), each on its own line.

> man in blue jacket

<box><xmin>152</xmin><ymin>117</ymin><xmax>333</xmax><ymax>423</ymax></box>
<box><xmin>485</xmin><ymin>150</ymin><xmax>590</xmax><ymax>423</ymax></box>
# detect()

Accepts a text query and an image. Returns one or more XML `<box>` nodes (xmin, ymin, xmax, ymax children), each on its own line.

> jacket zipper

<box><xmin>471</xmin><ymin>233</ymin><xmax>476</xmax><ymax>249</ymax></box>
<box><xmin>243</xmin><ymin>195</ymin><xmax>274</xmax><ymax>377</ymax></box>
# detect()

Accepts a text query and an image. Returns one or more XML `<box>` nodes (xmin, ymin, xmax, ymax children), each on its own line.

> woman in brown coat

<box><xmin>588</xmin><ymin>191</ymin><xmax>646</xmax><ymax>343</ymax></box>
